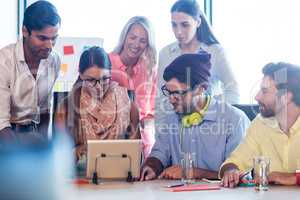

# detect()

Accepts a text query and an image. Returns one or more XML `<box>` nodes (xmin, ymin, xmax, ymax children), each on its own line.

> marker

<box><xmin>201</xmin><ymin>178</ymin><xmax>221</xmax><ymax>183</ymax></box>
<box><xmin>239</xmin><ymin>169</ymin><xmax>252</xmax><ymax>179</ymax></box>
<box><xmin>166</xmin><ymin>183</ymin><xmax>185</xmax><ymax>188</ymax></box>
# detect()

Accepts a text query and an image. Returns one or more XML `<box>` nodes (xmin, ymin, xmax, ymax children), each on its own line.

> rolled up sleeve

<box><xmin>0</xmin><ymin>63</ymin><xmax>12</xmax><ymax>131</ymax></box>
<box><xmin>149</xmin><ymin>116</ymin><xmax>172</xmax><ymax>168</ymax></box>
<box><xmin>224</xmin><ymin>113</ymin><xmax>250</xmax><ymax>159</ymax></box>
<box><xmin>221</xmin><ymin>121</ymin><xmax>260</xmax><ymax>173</ymax></box>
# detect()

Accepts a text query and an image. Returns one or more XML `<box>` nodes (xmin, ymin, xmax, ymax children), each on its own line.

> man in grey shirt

<box><xmin>140</xmin><ymin>53</ymin><xmax>249</xmax><ymax>181</ymax></box>
<box><xmin>0</xmin><ymin>1</ymin><xmax>61</xmax><ymax>146</ymax></box>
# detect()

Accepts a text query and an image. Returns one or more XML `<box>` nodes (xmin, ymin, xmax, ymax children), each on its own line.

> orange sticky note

<box><xmin>61</xmin><ymin>63</ymin><xmax>68</xmax><ymax>73</ymax></box>
<box><xmin>63</xmin><ymin>45</ymin><xmax>74</xmax><ymax>55</ymax></box>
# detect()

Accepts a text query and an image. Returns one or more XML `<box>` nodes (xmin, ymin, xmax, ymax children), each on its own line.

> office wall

<box><xmin>0</xmin><ymin>0</ymin><xmax>18</xmax><ymax>48</ymax></box>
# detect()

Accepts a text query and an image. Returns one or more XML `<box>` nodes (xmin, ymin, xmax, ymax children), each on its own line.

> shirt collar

<box><xmin>177</xmin><ymin>97</ymin><xmax>218</xmax><ymax>123</ymax></box>
<box><xmin>114</xmin><ymin>54</ymin><xmax>140</xmax><ymax>76</ymax></box>
<box><xmin>290</xmin><ymin>115</ymin><xmax>300</xmax><ymax>136</ymax></box>
<box><xmin>258</xmin><ymin>114</ymin><xmax>280</xmax><ymax>130</ymax></box>
<box><xmin>169</xmin><ymin>42</ymin><xmax>209</xmax><ymax>54</ymax></box>
<box><xmin>169</xmin><ymin>42</ymin><xmax>181</xmax><ymax>54</ymax></box>
<box><xmin>258</xmin><ymin>114</ymin><xmax>300</xmax><ymax>136</ymax></box>
<box><xmin>15</xmin><ymin>39</ymin><xmax>26</xmax><ymax>63</ymax></box>
<box><xmin>290</xmin><ymin>116</ymin><xmax>300</xmax><ymax>134</ymax></box>
<box><xmin>15</xmin><ymin>38</ymin><xmax>53</xmax><ymax>66</ymax></box>
<box><xmin>203</xmin><ymin>97</ymin><xmax>217</xmax><ymax>122</ymax></box>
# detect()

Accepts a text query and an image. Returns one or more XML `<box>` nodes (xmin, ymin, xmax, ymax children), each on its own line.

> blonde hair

<box><xmin>113</xmin><ymin>16</ymin><xmax>157</xmax><ymax>76</ymax></box>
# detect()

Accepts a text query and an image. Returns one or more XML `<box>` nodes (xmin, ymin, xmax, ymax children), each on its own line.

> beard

<box><xmin>37</xmin><ymin>49</ymin><xmax>51</xmax><ymax>59</ymax></box>
<box><xmin>172</xmin><ymin>103</ymin><xmax>194</xmax><ymax>115</ymax></box>
<box><xmin>171</xmin><ymin>103</ymin><xmax>183</xmax><ymax>114</ymax></box>
<box><xmin>258</xmin><ymin>103</ymin><xmax>275</xmax><ymax>117</ymax></box>
<box><xmin>25</xmin><ymin>38</ymin><xmax>51</xmax><ymax>60</ymax></box>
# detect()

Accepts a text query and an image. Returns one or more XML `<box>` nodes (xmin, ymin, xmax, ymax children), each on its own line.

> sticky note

<box><xmin>61</xmin><ymin>63</ymin><xmax>68</xmax><ymax>74</ymax></box>
<box><xmin>54</xmin><ymin>81</ymin><xmax>63</xmax><ymax>91</ymax></box>
<box><xmin>63</xmin><ymin>45</ymin><xmax>74</xmax><ymax>55</ymax></box>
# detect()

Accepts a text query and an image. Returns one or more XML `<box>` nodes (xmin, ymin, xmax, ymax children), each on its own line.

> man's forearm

<box><xmin>194</xmin><ymin>168</ymin><xmax>218</xmax><ymax>179</ymax></box>
<box><xmin>219</xmin><ymin>163</ymin><xmax>239</xmax><ymax>178</ymax></box>
<box><xmin>268</xmin><ymin>172</ymin><xmax>298</xmax><ymax>186</ymax></box>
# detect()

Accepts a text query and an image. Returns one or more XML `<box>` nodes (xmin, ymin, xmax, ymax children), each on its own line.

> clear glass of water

<box><xmin>253</xmin><ymin>156</ymin><xmax>270</xmax><ymax>191</ymax></box>
<box><xmin>181</xmin><ymin>152</ymin><xmax>195</xmax><ymax>184</ymax></box>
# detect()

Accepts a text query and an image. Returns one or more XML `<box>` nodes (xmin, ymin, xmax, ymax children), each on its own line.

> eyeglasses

<box><xmin>83</xmin><ymin>76</ymin><xmax>111</xmax><ymax>87</ymax></box>
<box><xmin>161</xmin><ymin>85</ymin><xmax>191</xmax><ymax>98</ymax></box>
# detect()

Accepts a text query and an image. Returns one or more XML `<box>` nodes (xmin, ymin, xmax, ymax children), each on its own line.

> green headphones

<box><xmin>181</xmin><ymin>95</ymin><xmax>211</xmax><ymax>128</ymax></box>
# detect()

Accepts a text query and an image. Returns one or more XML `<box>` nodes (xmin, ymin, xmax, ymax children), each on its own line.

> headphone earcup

<box><xmin>182</xmin><ymin>115</ymin><xmax>190</xmax><ymax>128</ymax></box>
<box><xmin>181</xmin><ymin>112</ymin><xmax>203</xmax><ymax>128</ymax></box>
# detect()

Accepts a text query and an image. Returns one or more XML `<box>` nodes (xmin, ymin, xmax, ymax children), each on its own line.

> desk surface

<box><xmin>65</xmin><ymin>180</ymin><xmax>300</xmax><ymax>200</ymax></box>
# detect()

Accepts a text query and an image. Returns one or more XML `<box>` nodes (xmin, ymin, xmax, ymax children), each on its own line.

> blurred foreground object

<box><xmin>0</xmin><ymin>134</ymin><xmax>74</xmax><ymax>200</ymax></box>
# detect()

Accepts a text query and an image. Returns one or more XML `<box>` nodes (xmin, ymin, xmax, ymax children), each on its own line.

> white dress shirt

<box><xmin>0</xmin><ymin>39</ymin><xmax>60</xmax><ymax>131</ymax></box>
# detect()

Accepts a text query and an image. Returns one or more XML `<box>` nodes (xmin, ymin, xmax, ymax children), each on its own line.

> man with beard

<box><xmin>220</xmin><ymin>62</ymin><xmax>300</xmax><ymax>187</ymax></box>
<box><xmin>0</xmin><ymin>1</ymin><xmax>61</xmax><ymax>146</ymax></box>
<box><xmin>140</xmin><ymin>53</ymin><xmax>250</xmax><ymax>181</ymax></box>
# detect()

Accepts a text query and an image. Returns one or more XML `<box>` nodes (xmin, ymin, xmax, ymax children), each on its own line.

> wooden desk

<box><xmin>65</xmin><ymin>180</ymin><xmax>300</xmax><ymax>200</ymax></box>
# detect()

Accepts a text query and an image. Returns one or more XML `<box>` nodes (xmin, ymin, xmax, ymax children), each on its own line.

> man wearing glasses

<box><xmin>140</xmin><ymin>53</ymin><xmax>250</xmax><ymax>181</ymax></box>
<box><xmin>0</xmin><ymin>1</ymin><xmax>61</xmax><ymax>146</ymax></box>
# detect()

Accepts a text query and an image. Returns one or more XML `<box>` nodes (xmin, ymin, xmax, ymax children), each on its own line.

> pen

<box><xmin>166</xmin><ymin>183</ymin><xmax>185</xmax><ymax>188</ymax></box>
<box><xmin>201</xmin><ymin>178</ymin><xmax>221</xmax><ymax>183</ymax></box>
<box><xmin>239</xmin><ymin>169</ymin><xmax>252</xmax><ymax>179</ymax></box>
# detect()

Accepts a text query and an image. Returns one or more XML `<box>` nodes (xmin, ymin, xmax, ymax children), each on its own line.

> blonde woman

<box><xmin>109</xmin><ymin>16</ymin><xmax>157</xmax><ymax>158</ymax></box>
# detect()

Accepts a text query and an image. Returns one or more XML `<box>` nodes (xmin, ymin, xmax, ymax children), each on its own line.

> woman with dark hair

<box><xmin>55</xmin><ymin>46</ymin><xmax>140</xmax><ymax>161</ymax></box>
<box><xmin>158</xmin><ymin>0</ymin><xmax>239</xmax><ymax>104</ymax></box>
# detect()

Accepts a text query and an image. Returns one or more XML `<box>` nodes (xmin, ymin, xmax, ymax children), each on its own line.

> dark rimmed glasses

<box><xmin>83</xmin><ymin>76</ymin><xmax>111</xmax><ymax>87</ymax></box>
<box><xmin>161</xmin><ymin>85</ymin><xmax>191</xmax><ymax>98</ymax></box>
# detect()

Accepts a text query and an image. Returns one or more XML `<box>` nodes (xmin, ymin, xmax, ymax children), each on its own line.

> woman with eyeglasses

<box><xmin>158</xmin><ymin>0</ymin><xmax>239</xmax><ymax>104</ymax></box>
<box><xmin>55</xmin><ymin>46</ymin><xmax>140</xmax><ymax>161</ymax></box>
<box><xmin>109</xmin><ymin>16</ymin><xmax>157</xmax><ymax>158</ymax></box>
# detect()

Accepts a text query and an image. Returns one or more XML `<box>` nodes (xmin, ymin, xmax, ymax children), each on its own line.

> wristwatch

<box><xmin>296</xmin><ymin>170</ymin><xmax>300</xmax><ymax>186</ymax></box>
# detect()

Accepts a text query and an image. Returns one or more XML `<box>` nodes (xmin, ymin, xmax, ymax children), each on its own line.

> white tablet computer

<box><xmin>86</xmin><ymin>140</ymin><xmax>142</xmax><ymax>180</ymax></box>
